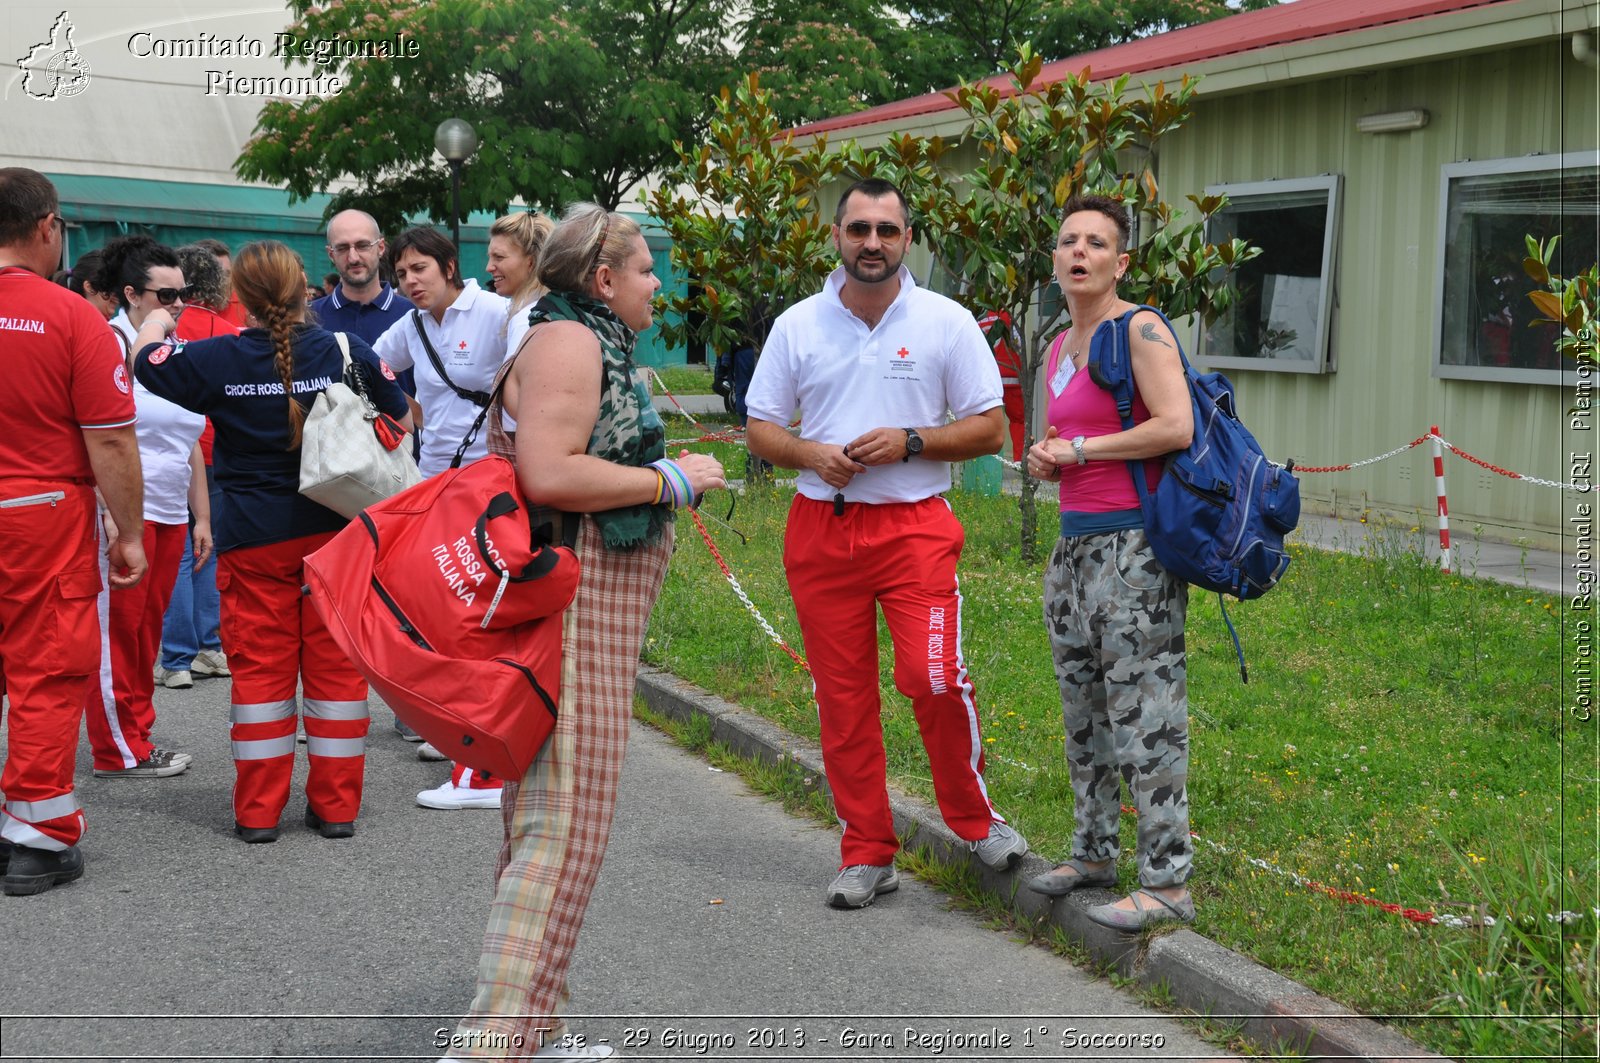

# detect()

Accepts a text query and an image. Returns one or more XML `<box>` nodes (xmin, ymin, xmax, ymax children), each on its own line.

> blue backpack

<box><xmin>1088</xmin><ymin>305</ymin><xmax>1300</xmax><ymax>679</ymax></box>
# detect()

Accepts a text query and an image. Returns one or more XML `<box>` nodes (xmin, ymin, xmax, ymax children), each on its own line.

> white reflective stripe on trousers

<box><xmin>232</xmin><ymin>735</ymin><xmax>298</xmax><ymax>760</ymax></box>
<box><xmin>230</xmin><ymin>699</ymin><xmax>297</xmax><ymax>725</ymax></box>
<box><xmin>301</xmin><ymin>699</ymin><xmax>369</xmax><ymax>720</ymax></box>
<box><xmin>304</xmin><ymin>736</ymin><xmax>367</xmax><ymax>758</ymax></box>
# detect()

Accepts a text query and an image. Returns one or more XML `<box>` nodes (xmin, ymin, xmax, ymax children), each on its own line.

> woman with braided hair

<box><xmin>133</xmin><ymin>239</ymin><xmax>411</xmax><ymax>844</ymax></box>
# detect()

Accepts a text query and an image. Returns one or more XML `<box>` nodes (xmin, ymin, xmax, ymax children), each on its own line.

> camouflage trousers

<box><xmin>1044</xmin><ymin>528</ymin><xmax>1193</xmax><ymax>889</ymax></box>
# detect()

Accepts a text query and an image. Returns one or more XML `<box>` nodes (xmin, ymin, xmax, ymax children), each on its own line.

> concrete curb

<box><xmin>636</xmin><ymin>666</ymin><xmax>1452</xmax><ymax>1063</ymax></box>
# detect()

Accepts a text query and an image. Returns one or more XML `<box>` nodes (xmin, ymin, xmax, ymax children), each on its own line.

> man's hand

<box><xmin>808</xmin><ymin>441</ymin><xmax>867</xmax><ymax>489</ymax></box>
<box><xmin>843</xmin><ymin>427</ymin><xmax>910</xmax><ymax>467</ymax></box>
<box><xmin>108</xmin><ymin>536</ymin><xmax>148</xmax><ymax>590</ymax></box>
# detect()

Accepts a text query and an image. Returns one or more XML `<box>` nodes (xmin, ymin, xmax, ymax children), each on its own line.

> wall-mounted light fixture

<box><xmin>1356</xmin><ymin>108</ymin><xmax>1430</xmax><ymax>134</ymax></box>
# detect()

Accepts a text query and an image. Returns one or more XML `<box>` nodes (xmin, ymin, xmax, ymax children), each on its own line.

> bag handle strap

<box><xmin>412</xmin><ymin>309</ymin><xmax>493</xmax><ymax>408</ymax></box>
<box><xmin>332</xmin><ymin>331</ymin><xmax>380</xmax><ymax>415</ymax></box>
<box><xmin>449</xmin><ymin>360</ymin><xmax>512</xmax><ymax>469</ymax></box>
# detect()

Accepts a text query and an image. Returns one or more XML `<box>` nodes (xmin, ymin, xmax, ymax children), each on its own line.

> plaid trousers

<box><xmin>453</xmin><ymin>515</ymin><xmax>672</xmax><ymax>1056</ymax></box>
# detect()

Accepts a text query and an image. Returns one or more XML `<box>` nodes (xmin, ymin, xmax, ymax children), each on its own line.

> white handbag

<box><xmin>299</xmin><ymin>332</ymin><xmax>422</xmax><ymax>518</ymax></box>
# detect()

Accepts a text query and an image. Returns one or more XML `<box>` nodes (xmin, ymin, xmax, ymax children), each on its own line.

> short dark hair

<box><xmin>387</xmin><ymin>226</ymin><xmax>463</xmax><ymax>290</ymax></box>
<box><xmin>94</xmin><ymin>235</ymin><xmax>182</xmax><ymax>311</ymax></box>
<box><xmin>1061</xmin><ymin>194</ymin><xmax>1131</xmax><ymax>254</ymax></box>
<box><xmin>834</xmin><ymin>177</ymin><xmax>911</xmax><ymax>227</ymax></box>
<box><xmin>192</xmin><ymin>237</ymin><xmax>231</xmax><ymax>259</ymax></box>
<box><xmin>66</xmin><ymin>249</ymin><xmax>103</xmax><ymax>296</ymax></box>
<box><xmin>0</xmin><ymin>167</ymin><xmax>59</xmax><ymax>247</ymax></box>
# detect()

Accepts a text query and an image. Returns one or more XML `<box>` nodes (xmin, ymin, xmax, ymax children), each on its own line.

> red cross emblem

<box><xmin>457</xmin><ymin>340</ymin><xmax>468</xmax><ymax>350</ymax></box>
<box><xmin>897</xmin><ymin>347</ymin><xmax>909</xmax><ymax>358</ymax></box>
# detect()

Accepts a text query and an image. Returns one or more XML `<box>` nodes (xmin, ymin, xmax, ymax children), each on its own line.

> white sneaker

<box><xmin>191</xmin><ymin>649</ymin><xmax>231</xmax><ymax>677</ymax></box>
<box><xmin>416</xmin><ymin>780</ymin><xmax>502</xmax><ymax>810</ymax></box>
<box><xmin>417</xmin><ymin>741</ymin><xmax>448</xmax><ymax>761</ymax></box>
<box><xmin>154</xmin><ymin>667</ymin><xmax>192</xmax><ymax>689</ymax></box>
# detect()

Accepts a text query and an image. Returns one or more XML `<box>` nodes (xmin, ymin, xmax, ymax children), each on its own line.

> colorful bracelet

<box><xmin>647</xmin><ymin>458</ymin><xmax>695</xmax><ymax>509</ymax></box>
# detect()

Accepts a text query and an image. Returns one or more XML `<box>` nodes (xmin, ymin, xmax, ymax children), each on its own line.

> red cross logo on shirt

<box><xmin>897</xmin><ymin>347</ymin><xmax>909</xmax><ymax>358</ymax></box>
<box><xmin>457</xmin><ymin>340</ymin><xmax>468</xmax><ymax>350</ymax></box>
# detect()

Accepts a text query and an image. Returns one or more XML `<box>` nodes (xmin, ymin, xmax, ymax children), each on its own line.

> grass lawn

<box><xmin>646</xmin><ymin>362</ymin><xmax>717</xmax><ymax>396</ymax></box>
<box><xmin>642</xmin><ymin>444</ymin><xmax>1595</xmax><ymax>1061</ymax></box>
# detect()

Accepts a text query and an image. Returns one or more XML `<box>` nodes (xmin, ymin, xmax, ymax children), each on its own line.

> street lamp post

<box><xmin>434</xmin><ymin>117</ymin><xmax>479</xmax><ymax>251</ymax></box>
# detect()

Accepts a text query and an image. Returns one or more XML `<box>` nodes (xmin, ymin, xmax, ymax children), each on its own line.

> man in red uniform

<box><xmin>0</xmin><ymin>168</ymin><xmax>147</xmax><ymax>896</ymax></box>
<box><xmin>977</xmin><ymin>308</ymin><xmax>1026</xmax><ymax>462</ymax></box>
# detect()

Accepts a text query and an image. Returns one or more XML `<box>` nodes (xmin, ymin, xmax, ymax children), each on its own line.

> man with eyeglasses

<box><xmin>745</xmin><ymin>177</ymin><xmax>1028</xmax><ymax>911</ymax></box>
<box><xmin>310</xmin><ymin>209</ymin><xmax>416</xmax><ymax>396</ymax></box>
<box><xmin>0</xmin><ymin>168</ymin><xmax>147</xmax><ymax>895</ymax></box>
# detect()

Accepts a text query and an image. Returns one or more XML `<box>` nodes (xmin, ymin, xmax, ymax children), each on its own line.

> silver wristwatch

<box><xmin>1070</xmin><ymin>435</ymin><xmax>1088</xmax><ymax>465</ymax></box>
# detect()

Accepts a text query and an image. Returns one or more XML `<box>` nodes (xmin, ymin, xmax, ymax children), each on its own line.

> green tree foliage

<box><xmin>647</xmin><ymin>75</ymin><xmax>846</xmax><ymax>359</ymax></box>
<box><xmin>736</xmin><ymin>0</ymin><xmax>894</xmax><ymax>127</ymax></box>
<box><xmin>236</xmin><ymin>0</ymin><xmax>739</xmax><ymax>225</ymax></box>
<box><xmin>847</xmin><ymin>48</ymin><xmax>1257</xmax><ymax>560</ymax></box>
<box><xmin>892</xmin><ymin>0</ymin><xmax>1280</xmax><ymax>99</ymax></box>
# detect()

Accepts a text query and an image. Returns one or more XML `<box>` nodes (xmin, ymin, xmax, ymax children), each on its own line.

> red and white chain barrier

<box><xmin>644</xmin><ymin>368</ymin><xmax>746</xmax><ymax>446</ymax></box>
<box><xmin>687</xmin><ymin>496</ymin><xmax>1591</xmax><ymax>931</ymax></box>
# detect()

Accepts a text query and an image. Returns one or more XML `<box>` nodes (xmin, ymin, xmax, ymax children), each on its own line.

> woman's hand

<box><xmin>673</xmin><ymin>449</ymin><xmax>727</xmax><ymax>500</ymax></box>
<box><xmin>1028</xmin><ymin>426</ymin><xmax>1067</xmax><ymax>480</ymax></box>
<box><xmin>191</xmin><ymin>518</ymin><xmax>214</xmax><ymax>569</ymax></box>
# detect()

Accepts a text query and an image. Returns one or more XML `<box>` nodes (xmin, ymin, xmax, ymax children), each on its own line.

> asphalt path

<box><xmin>1</xmin><ymin>673</ymin><xmax>1228</xmax><ymax>1063</ymax></box>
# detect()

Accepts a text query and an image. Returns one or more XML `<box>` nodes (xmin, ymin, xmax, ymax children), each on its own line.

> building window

<box><xmin>1435</xmin><ymin>152</ymin><xmax>1599</xmax><ymax>384</ymax></box>
<box><xmin>1198</xmin><ymin>175</ymin><xmax>1341</xmax><ymax>373</ymax></box>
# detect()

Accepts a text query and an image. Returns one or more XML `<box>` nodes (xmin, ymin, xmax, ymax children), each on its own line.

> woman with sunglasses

<box><xmin>132</xmin><ymin>240</ymin><xmax>412</xmax><ymax>843</ymax></box>
<box><xmin>436</xmin><ymin>204</ymin><xmax>725</xmax><ymax>1062</ymax></box>
<box><xmin>80</xmin><ymin>236</ymin><xmax>208</xmax><ymax>779</ymax></box>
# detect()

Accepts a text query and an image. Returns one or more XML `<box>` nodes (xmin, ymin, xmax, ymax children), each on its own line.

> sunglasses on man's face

<box><xmin>137</xmin><ymin>286</ymin><xmax>196</xmax><ymax>306</ymax></box>
<box><xmin>841</xmin><ymin>220</ymin><xmax>905</xmax><ymax>242</ymax></box>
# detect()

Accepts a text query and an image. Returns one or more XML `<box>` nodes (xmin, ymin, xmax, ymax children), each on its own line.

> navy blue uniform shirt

<box><xmin>134</xmin><ymin>325</ymin><xmax>411</xmax><ymax>553</ymax></box>
<box><xmin>311</xmin><ymin>284</ymin><xmax>416</xmax><ymax>395</ymax></box>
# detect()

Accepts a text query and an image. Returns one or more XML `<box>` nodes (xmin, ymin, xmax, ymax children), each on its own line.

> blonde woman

<box><xmin>438</xmin><ymin>205</ymin><xmax>724</xmax><ymax>1061</ymax></box>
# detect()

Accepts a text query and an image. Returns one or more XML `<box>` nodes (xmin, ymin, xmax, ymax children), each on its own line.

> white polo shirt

<box><xmin>745</xmin><ymin>266</ymin><xmax>1002</xmax><ymax>505</ymax></box>
<box><xmin>372</xmin><ymin>279</ymin><xmax>511</xmax><ymax>476</ymax></box>
<box><xmin>110</xmin><ymin>312</ymin><xmax>204</xmax><ymax>525</ymax></box>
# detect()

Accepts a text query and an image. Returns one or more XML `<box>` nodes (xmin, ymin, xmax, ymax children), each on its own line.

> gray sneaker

<box><xmin>393</xmin><ymin>716</ymin><xmax>423</xmax><ymax>742</ymax></box>
<box><xmin>970</xmin><ymin>820</ymin><xmax>1028</xmax><ymax>870</ymax></box>
<box><xmin>826</xmin><ymin>864</ymin><xmax>899</xmax><ymax>909</ymax></box>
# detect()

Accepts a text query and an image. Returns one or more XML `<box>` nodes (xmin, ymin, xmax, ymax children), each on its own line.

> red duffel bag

<box><xmin>304</xmin><ymin>455</ymin><xmax>581</xmax><ymax>779</ymax></box>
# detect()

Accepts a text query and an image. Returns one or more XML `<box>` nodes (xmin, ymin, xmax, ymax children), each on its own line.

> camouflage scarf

<box><xmin>528</xmin><ymin>291</ymin><xmax>668</xmax><ymax>549</ymax></box>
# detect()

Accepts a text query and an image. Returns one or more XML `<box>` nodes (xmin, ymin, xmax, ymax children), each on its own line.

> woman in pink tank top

<box><xmin>1022</xmin><ymin>195</ymin><xmax>1199</xmax><ymax>932</ymax></box>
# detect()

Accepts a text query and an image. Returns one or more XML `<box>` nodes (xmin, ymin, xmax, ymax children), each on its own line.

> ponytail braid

<box><xmin>259</xmin><ymin>303</ymin><xmax>305</xmax><ymax>448</ymax></box>
<box><xmin>230</xmin><ymin>240</ymin><xmax>310</xmax><ymax>450</ymax></box>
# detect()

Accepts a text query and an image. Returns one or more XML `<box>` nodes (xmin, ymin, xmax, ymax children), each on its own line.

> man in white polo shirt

<box><xmin>745</xmin><ymin>177</ymin><xmax>1028</xmax><ymax>910</ymax></box>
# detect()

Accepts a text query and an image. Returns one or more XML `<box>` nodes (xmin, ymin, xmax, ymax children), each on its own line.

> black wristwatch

<box><xmin>902</xmin><ymin>428</ymin><xmax>924</xmax><ymax>462</ymax></box>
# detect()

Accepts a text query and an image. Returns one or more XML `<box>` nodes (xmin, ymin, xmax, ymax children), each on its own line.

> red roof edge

<box><xmin>789</xmin><ymin>0</ymin><xmax>1513</xmax><ymax>139</ymax></box>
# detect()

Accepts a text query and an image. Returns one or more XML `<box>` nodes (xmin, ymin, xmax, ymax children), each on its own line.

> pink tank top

<box><xmin>1045</xmin><ymin>334</ymin><xmax>1162</xmax><ymax>513</ymax></box>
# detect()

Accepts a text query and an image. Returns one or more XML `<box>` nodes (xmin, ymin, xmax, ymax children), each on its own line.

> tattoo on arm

<box><xmin>1139</xmin><ymin>322</ymin><xmax>1173</xmax><ymax>349</ymax></box>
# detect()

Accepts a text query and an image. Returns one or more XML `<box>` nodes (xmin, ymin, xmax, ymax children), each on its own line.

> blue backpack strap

<box><xmin>1090</xmin><ymin>304</ymin><xmax>1250</xmax><ymax>682</ymax></box>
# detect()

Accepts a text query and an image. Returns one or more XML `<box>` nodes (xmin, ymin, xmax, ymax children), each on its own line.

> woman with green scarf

<box><xmin>438</xmin><ymin>204</ymin><xmax>725</xmax><ymax>1062</ymax></box>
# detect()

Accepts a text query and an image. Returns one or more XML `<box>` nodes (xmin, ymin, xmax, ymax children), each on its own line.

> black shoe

<box><xmin>234</xmin><ymin>822</ymin><xmax>279</xmax><ymax>844</ymax></box>
<box><xmin>3</xmin><ymin>844</ymin><xmax>84</xmax><ymax>896</ymax></box>
<box><xmin>304</xmin><ymin>807</ymin><xmax>355</xmax><ymax>839</ymax></box>
<box><xmin>0</xmin><ymin>839</ymin><xmax>11</xmax><ymax>875</ymax></box>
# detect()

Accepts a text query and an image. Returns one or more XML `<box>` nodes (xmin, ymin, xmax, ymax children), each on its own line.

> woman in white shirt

<box><xmin>371</xmin><ymin>227</ymin><xmax>510</xmax><ymax>477</ymax></box>
<box><xmin>87</xmin><ymin>236</ymin><xmax>208</xmax><ymax>779</ymax></box>
<box><xmin>412</xmin><ymin>211</ymin><xmax>555</xmax><ymax>811</ymax></box>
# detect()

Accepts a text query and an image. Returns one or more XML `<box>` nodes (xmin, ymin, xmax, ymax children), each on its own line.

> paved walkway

<box><xmin>1</xmin><ymin>675</ymin><xmax>1230</xmax><ymax>1063</ymax></box>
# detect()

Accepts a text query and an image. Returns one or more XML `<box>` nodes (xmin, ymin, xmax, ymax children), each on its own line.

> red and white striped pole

<box><xmin>1431</xmin><ymin>425</ymin><xmax>1451</xmax><ymax>574</ymax></box>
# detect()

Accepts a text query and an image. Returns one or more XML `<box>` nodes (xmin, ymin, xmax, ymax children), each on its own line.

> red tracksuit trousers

<box><xmin>84</xmin><ymin>520</ymin><xmax>186</xmax><ymax>770</ymax></box>
<box><xmin>0</xmin><ymin>480</ymin><xmax>99</xmax><ymax>850</ymax></box>
<box><xmin>219</xmin><ymin>532</ymin><xmax>368</xmax><ymax>830</ymax></box>
<box><xmin>783</xmin><ymin>494</ymin><xmax>1000</xmax><ymax>868</ymax></box>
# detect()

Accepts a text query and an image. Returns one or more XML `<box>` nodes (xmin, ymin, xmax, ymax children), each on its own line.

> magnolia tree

<box><xmin>1525</xmin><ymin>235</ymin><xmax>1599</xmax><ymax>367</ymax></box>
<box><xmin>846</xmin><ymin>49</ymin><xmax>1257</xmax><ymax>560</ymax></box>
<box><xmin>648</xmin><ymin>74</ymin><xmax>847</xmax><ymax>362</ymax></box>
